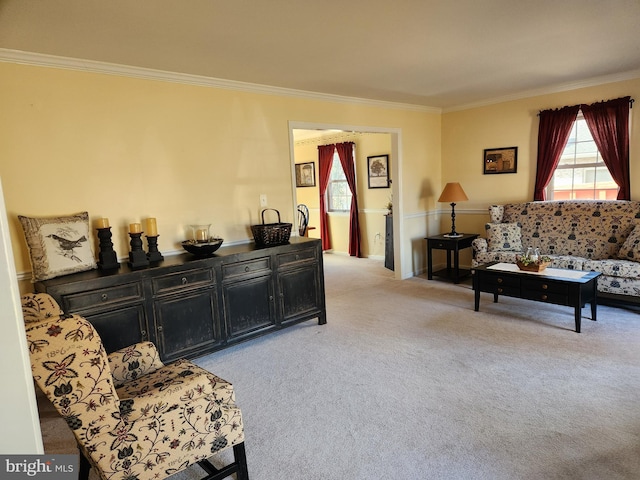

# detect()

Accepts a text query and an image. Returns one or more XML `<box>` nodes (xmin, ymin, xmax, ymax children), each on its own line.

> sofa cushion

<box><xmin>548</xmin><ymin>255</ymin><xmax>585</xmax><ymax>271</ymax></box>
<box><xmin>618</xmin><ymin>225</ymin><xmax>640</xmax><ymax>262</ymax></box>
<box><xmin>583</xmin><ymin>258</ymin><xmax>640</xmax><ymax>278</ymax></box>
<box><xmin>473</xmin><ymin>251</ymin><xmax>519</xmax><ymax>266</ymax></box>
<box><xmin>485</xmin><ymin>222</ymin><xmax>522</xmax><ymax>252</ymax></box>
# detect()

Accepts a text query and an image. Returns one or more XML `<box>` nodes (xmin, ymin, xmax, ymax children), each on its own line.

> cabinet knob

<box><xmin>497</xmin><ymin>278</ymin><xmax>503</xmax><ymax>284</ymax></box>
<box><xmin>295</xmin><ymin>254</ymin><xmax>300</xmax><ymax>260</ymax></box>
<box><xmin>541</xmin><ymin>294</ymin><xmax>548</xmax><ymax>300</ymax></box>
<box><xmin>245</xmin><ymin>266</ymin><xmax>250</xmax><ymax>272</ymax></box>
<box><xmin>542</xmin><ymin>284</ymin><xmax>548</xmax><ymax>290</ymax></box>
<box><xmin>269</xmin><ymin>295</ymin><xmax>273</xmax><ymax>301</ymax></box>
<box><xmin>101</xmin><ymin>293</ymin><xmax>108</xmax><ymax>301</ymax></box>
<box><xmin>157</xmin><ymin>325</ymin><xmax>163</xmax><ymax>332</ymax></box>
<box><xmin>181</xmin><ymin>277</ymin><xmax>188</xmax><ymax>285</ymax></box>
<box><xmin>141</xmin><ymin>330</ymin><xmax>147</xmax><ymax>339</ymax></box>
<box><xmin>497</xmin><ymin>288</ymin><xmax>503</xmax><ymax>293</ymax></box>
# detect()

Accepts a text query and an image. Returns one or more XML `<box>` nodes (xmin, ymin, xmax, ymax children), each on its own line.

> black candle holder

<box><xmin>128</xmin><ymin>232</ymin><xmax>149</xmax><ymax>269</ymax></box>
<box><xmin>96</xmin><ymin>227</ymin><xmax>120</xmax><ymax>270</ymax></box>
<box><xmin>146</xmin><ymin>235</ymin><xmax>164</xmax><ymax>264</ymax></box>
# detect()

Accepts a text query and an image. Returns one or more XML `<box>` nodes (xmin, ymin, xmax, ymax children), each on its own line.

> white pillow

<box><xmin>485</xmin><ymin>222</ymin><xmax>522</xmax><ymax>252</ymax></box>
<box><xmin>618</xmin><ymin>225</ymin><xmax>640</xmax><ymax>262</ymax></box>
<box><xmin>19</xmin><ymin>212</ymin><xmax>97</xmax><ymax>281</ymax></box>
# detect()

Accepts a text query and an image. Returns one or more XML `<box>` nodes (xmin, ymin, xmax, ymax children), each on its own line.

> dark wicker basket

<box><xmin>251</xmin><ymin>209</ymin><xmax>292</xmax><ymax>247</ymax></box>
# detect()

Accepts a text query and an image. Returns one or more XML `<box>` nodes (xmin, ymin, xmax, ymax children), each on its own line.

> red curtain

<box><xmin>335</xmin><ymin>142</ymin><xmax>362</xmax><ymax>257</ymax></box>
<box><xmin>581</xmin><ymin>97</ymin><xmax>631</xmax><ymax>200</ymax></box>
<box><xmin>318</xmin><ymin>144</ymin><xmax>335</xmax><ymax>251</ymax></box>
<box><xmin>534</xmin><ymin>105</ymin><xmax>580</xmax><ymax>201</ymax></box>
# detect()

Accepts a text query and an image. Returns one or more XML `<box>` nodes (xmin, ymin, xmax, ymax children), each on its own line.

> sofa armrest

<box><xmin>472</xmin><ymin>238</ymin><xmax>488</xmax><ymax>255</ymax></box>
<box><xmin>108</xmin><ymin>342</ymin><xmax>165</xmax><ymax>388</ymax></box>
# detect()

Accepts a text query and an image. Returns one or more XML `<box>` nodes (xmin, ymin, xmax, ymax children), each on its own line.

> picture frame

<box><xmin>295</xmin><ymin>162</ymin><xmax>316</xmax><ymax>187</ymax></box>
<box><xmin>367</xmin><ymin>154</ymin><xmax>390</xmax><ymax>188</ymax></box>
<box><xmin>483</xmin><ymin>146</ymin><xmax>518</xmax><ymax>174</ymax></box>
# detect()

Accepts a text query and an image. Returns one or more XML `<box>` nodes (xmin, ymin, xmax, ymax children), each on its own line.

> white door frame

<box><xmin>288</xmin><ymin>121</ymin><xmax>404</xmax><ymax>280</ymax></box>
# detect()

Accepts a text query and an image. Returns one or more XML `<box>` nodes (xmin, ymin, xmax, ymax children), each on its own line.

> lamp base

<box><xmin>443</xmin><ymin>233</ymin><xmax>463</xmax><ymax>238</ymax></box>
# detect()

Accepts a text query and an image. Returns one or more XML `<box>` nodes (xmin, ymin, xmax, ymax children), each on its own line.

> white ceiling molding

<box><xmin>3</xmin><ymin>48</ymin><xmax>638</xmax><ymax>114</ymax></box>
<box><xmin>0</xmin><ymin>48</ymin><xmax>440</xmax><ymax>114</ymax></box>
<box><xmin>444</xmin><ymin>69</ymin><xmax>640</xmax><ymax>113</ymax></box>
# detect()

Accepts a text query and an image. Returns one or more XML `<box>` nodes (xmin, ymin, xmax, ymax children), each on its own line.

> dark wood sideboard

<box><xmin>35</xmin><ymin>237</ymin><xmax>326</xmax><ymax>362</ymax></box>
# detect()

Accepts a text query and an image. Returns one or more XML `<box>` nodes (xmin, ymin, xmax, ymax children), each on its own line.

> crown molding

<box><xmin>0</xmin><ymin>48</ymin><xmax>440</xmax><ymax>114</ymax></box>
<box><xmin>444</xmin><ymin>69</ymin><xmax>640</xmax><ymax>113</ymax></box>
<box><xmin>4</xmin><ymin>48</ymin><xmax>636</xmax><ymax>115</ymax></box>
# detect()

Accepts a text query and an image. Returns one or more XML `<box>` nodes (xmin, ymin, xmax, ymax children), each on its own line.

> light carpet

<box><xmin>38</xmin><ymin>254</ymin><xmax>640</xmax><ymax>479</ymax></box>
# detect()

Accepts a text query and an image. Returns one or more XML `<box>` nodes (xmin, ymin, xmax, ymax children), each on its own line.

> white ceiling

<box><xmin>1</xmin><ymin>0</ymin><xmax>639</xmax><ymax>110</ymax></box>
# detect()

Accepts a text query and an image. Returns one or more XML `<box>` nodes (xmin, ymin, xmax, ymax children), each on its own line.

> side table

<box><xmin>426</xmin><ymin>233</ymin><xmax>478</xmax><ymax>283</ymax></box>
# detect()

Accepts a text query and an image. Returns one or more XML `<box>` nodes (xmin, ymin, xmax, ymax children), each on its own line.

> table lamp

<box><xmin>438</xmin><ymin>182</ymin><xmax>468</xmax><ymax>238</ymax></box>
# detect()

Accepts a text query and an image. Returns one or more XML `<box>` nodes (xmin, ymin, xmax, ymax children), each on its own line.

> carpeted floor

<box><xmin>38</xmin><ymin>254</ymin><xmax>640</xmax><ymax>479</ymax></box>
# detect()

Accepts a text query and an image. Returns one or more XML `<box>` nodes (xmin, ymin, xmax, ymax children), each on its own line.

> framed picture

<box><xmin>295</xmin><ymin>162</ymin><xmax>316</xmax><ymax>187</ymax></box>
<box><xmin>483</xmin><ymin>147</ymin><xmax>518</xmax><ymax>174</ymax></box>
<box><xmin>367</xmin><ymin>154</ymin><xmax>390</xmax><ymax>188</ymax></box>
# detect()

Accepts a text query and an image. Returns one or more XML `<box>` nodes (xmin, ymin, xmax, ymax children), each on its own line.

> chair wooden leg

<box><xmin>233</xmin><ymin>442</ymin><xmax>249</xmax><ymax>480</ymax></box>
<box><xmin>197</xmin><ymin>442</ymin><xmax>249</xmax><ymax>480</ymax></box>
<box><xmin>78</xmin><ymin>447</ymin><xmax>91</xmax><ymax>480</ymax></box>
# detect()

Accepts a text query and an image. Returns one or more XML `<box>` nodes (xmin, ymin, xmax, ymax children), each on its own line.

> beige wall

<box><xmin>0</xmin><ymin>61</ymin><xmax>441</xmax><ymax>289</ymax></box>
<box><xmin>442</xmin><ymin>77</ymin><xmax>640</xmax><ymax>241</ymax></box>
<box><xmin>2</xmin><ymin>59</ymin><xmax>638</xmax><ymax>289</ymax></box>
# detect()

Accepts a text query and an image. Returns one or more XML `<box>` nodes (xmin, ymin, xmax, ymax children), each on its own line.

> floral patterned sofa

<box><xmin>472</xmin><ymin>200</ymin><xmax>640</xmax><ymax>302</ymax></box>
<box><xmin>21</xmin><ymin>293</ymin><xmax>248</xmax><ymax>480</ymax></box>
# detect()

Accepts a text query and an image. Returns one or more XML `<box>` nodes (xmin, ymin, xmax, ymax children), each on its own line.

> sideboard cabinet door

<box><xmin>221</xmin><ymin>256</ymin><xmax>276</xmax><ymax>342</ymax></box>
<box><xmin>151</xmin><ymin>267</ymin><xmax>220</xmax><ymax>362</ymax></box>
<box><xmin>86</xmin><ymin>305</ymin><xmax>148</xmax><ymax>354</ymax></box>
<box><xmin>276</xmin><ymin>246</ymin><xmax>326</xmax><ymax>326</ymax></box>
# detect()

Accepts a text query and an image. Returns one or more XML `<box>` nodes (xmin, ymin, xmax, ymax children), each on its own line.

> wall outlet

<box><xmin>260</xmin><ymin>194</ymin><xmax>268</xmax><ymax>207</ymax></box>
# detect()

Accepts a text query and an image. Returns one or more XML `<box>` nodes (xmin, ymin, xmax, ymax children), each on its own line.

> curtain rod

<box><xmin>537</xmin><ymin>97</ymin><xmax>634</xmax><ymax>116</ymax></box>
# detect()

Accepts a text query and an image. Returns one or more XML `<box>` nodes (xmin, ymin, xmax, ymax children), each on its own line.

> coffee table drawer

<box><xmin>489</xmin><ymin>284</ymin><xmax>520</xmax><ymax>296</ymax></box>
<box><xmin>521</xmin><ymin>290</ymin><xmax>569</xmax><ymax>304</ymax></box>
<box><xmin>523</xmin><ymin>278</ymin><xmax>568</xmax><ymax>295</ymax></box>
<box><xmin>485</xmin><ymin>273</ymin><xmax>520</xmax><ymax>288</ymax></box>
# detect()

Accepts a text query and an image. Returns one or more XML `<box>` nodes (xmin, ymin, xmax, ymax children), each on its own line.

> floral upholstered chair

<box><xmin>21</xmin><ymin>293</ymin><xmax>248</xmax><ymax>480</ymax></box>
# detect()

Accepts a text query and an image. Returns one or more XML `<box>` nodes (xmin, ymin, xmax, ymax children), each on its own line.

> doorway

<box><xmin>288</xmin><ymin>121</ymin><xmax>403</xmax><ymax>280</ymax></box>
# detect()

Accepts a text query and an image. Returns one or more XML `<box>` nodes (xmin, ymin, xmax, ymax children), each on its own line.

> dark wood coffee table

<box><xmin>472</xmin><ymin>262</ymin><xmax>601</xmax><ymax>332</ymax></box>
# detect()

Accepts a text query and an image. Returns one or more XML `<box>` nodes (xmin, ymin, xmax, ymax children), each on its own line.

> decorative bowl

<box><xmin>516</xmin><ymin>259</ymin><xmax>551</xmax><ymax>272</ymax></box>
<box><xmin>181</xmin><ymin>238</ymin><xmax>223</xmax><ymax>256</ymax></box>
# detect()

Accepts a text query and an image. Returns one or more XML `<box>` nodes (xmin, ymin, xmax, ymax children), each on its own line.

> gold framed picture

<box><xmin>483</xmin><ymin>147</ymin><xmax>518</xmax><ymax>174</ymax></box>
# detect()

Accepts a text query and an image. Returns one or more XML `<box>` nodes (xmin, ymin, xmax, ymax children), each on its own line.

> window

<box><xmin>547</xmin><ymin>114</ymin><xmax>618</xmax><ymax>200</ymax></box>
<box><xmin>327</xmin><ymin>151</ymin><xmax>352</xmax><ymax>212</ymax></box>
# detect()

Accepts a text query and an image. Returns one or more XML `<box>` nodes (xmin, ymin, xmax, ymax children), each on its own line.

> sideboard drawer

<box><xmin>277</xmin><ymin>247</ymin><xmax>316</xmax><ymax>268</ymax></box>
<box><xmin>222</xmin><ymin>257</ymin><xmax>271</xmax><ymax>280</ymax></box>
<box><xmin>152</xmin><ymin>268</ymin><xmax>214</xmax><ymax>295</ymax></box>
<box><xmin>65</xmin><ymin>282</ymin><xmax>143</xmax><ymax>312</ymax></box>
